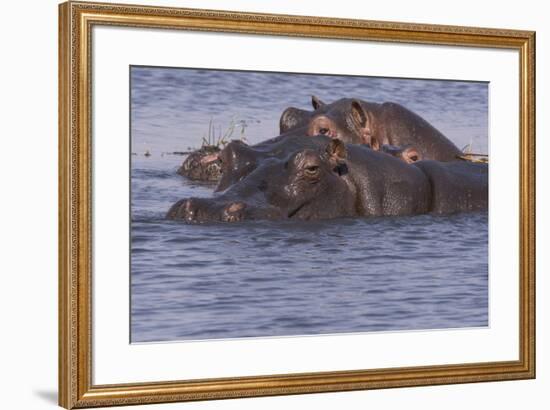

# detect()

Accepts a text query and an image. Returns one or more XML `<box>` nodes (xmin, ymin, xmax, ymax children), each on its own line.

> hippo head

<box><xmin>305</xmin><ymin>96</ymin><xmax>378</xmax><ymax>146</ymax></box>
<box><xmin>176</xmin><ymin>145</ymin><xmax>222</xmax><ymax>182</ymax></box>
<box><xmin>167</xmin><ymin>139</ymin><xmax>357</xmax><ymax>222</ymax></box>
<box><xmin>271</xmin><ymin>139</ymin><xmax>355</xmax><ymax>219</ymax></box>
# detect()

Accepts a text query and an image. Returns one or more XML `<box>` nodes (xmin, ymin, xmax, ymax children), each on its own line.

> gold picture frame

<box><xmin>59</xmin><ymin>1</ymin><xmax>535</xmax><ymax>408</ymax></box>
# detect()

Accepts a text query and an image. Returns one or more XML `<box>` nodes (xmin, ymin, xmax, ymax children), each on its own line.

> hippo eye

<box><xmin>304</xmin><ymin>165</ymin><xmax>320</xmax><ymax>176</ymax></box>
<box><xmin>319</xmin><ymin>128</ymin><xmax>329</xmax><ymax>135</ymax></box>
<box><xmin>410</xmin><ymin>155</ymin><xmax>419</xmax><ymax>162</ymax></box>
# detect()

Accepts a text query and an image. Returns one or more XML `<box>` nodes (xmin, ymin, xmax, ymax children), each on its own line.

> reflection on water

<box><xmin>130</xmin><ymin>67</ymin><xmax>488</xmax><ymax>343</ymax></box>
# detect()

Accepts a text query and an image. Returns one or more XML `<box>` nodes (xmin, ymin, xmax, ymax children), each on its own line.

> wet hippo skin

<box><xmin>167</xmin><ymin>137</ymin><xmax>433</xmax><ymax>222</ymax></box>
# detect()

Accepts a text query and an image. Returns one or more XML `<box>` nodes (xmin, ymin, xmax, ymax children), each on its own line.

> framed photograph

<box><xmin>58</xmin><ymin>1</ymin><xmax>535</xmax><ymax>408</ymax></box>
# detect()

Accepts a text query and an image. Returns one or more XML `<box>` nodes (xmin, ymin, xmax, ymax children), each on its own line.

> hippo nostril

<box><xmin>227</xmin><ymin>202</ymin><xmax>245</xmax><ymax>213</ymax></box>
<box><xmin>199</xmin><ymin>153</ymin><xmax>220</xmax><ymax>165</ymax></box>
<box><xmin>179</xmin><ymin>199</ymin><xmax>199</xmax><ymax>221</ymax></box>
<box><xmin>183</xmin><ymin>199</ymin><xmax>192</xmax><ymax>210</ymax></box>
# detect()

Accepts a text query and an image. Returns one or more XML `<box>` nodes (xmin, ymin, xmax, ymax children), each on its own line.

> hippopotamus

<box><xmin>279</xmin><ymin>96</ymin><xmax>463</xmax><ymax>162</ymax></box>
<box><xmin>167</xmin><ymin>136</ymin><xmax>433</xmax><ymax>222</ymax></box>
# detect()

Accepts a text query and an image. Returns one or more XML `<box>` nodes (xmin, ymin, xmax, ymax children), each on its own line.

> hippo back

<box><xmin>376</xmin><ymin>102</ymin><xmax>463</xmax><ymax>162</ymax></box>
<box><xmin>414</xmin><ymin>160</ymin><xmax>488</xmax><ymax>214</ymax></box>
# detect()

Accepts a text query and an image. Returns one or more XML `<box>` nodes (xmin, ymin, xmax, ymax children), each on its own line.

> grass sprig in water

<box><xmin>201</xmin><ymin>117</ymin><xmax>248</xmax><ymax>149</ymax></box>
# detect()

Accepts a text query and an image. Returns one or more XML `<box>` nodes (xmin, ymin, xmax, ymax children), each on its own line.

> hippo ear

<box><xmin>325</xmin><ymin>139</ymin><xmax>347</xmax><ymax>161</ymax></box>
<box><xmin>351</xmin><ymin>100</ymin><xmax>368</xmax><ymax>128</ymax></box>
<box><xmin>279</xmin><ymin>107</ymin><xmax>310</xmax><ymax>134</ymax></box>
<box><xmin>402</xmin><ymin>146</ymin><xmax>421</xmax><ymax>164</ymax></box>
<box><xmin>351</xmin><ymin>100</ymin><xmax>376</xmax><ymax>146</ymax></box>
<box><xmin>311</xmin><ymin>95</ymin><xmax>326</xmax><ymax>110</ymax></box>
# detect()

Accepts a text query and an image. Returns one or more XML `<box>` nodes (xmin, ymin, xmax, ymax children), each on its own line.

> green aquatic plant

<box><xmin>200</xmin><ymin>117</ymin><xmax>248</xmax><ymax>149</ymax></box>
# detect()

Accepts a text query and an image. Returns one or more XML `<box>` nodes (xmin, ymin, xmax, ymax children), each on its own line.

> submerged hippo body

<box><xmin>167</xmin><ymin>137</ymin><xmax>433</xmax><ymax>222</ymax></box>
<box><xmin>280</xmin><ymin>96</ymin><xmax>463</xmax><ymax>162</ymax></box>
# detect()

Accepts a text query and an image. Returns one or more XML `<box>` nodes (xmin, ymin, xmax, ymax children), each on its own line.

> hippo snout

<box><xmin>167</xmin><ymin>198</ymin><xmax>249</xmax><ymax>223</ymax></box>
